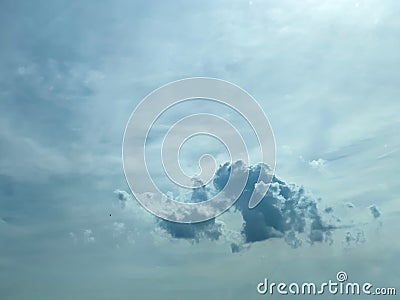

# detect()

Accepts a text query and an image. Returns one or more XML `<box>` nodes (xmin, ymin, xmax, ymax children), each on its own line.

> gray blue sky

<box><xmin>0</xmin><ymin>0</ymin><xmax>399</xmax><ymax>299</ymax></box>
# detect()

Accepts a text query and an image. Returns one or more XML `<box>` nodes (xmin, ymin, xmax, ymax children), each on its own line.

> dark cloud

<box><xmin>343</xmin><ymin>229</ymin><xmax>366</xmax><ymax>247</ymax></box>
<box><xmin>158</xmin><ymin>219</ymin><xmax>223</xmax><ymax>242</ymax></box>
<box><xmin>116</xmin><ymin>162</ymin><xmax>365</xmax><ymax>251</ymax></box>
<box><xmin>369</xmin><ymin>205</ymin><xmax>381</xmax><ymax>219</ymax></box>
<box><xmin>114</xmin><ymin>189</ymin><xmax>131</xmax><ymax>209</ymax></box>
<box><xmin>144</xmin><ymin>162</ymin><xmax>341</xmax><ymax>249</ymax></box>
<box><xmin>214</xmin><ymin>162</ymin><xmax>337</xmax><ymax>246</ymax></box>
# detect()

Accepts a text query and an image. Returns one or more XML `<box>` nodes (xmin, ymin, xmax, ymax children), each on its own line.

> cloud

<box><xmin>158</xmin><ymin>219</ymin><xmax>223</xmax><ymax>242</ymax></box>
<box><xmin>156</xmin><ymin>181</ymin><xmax>223</xmax><ymax>241</ymax></box>
<box><xmin>112</xmin><ymin>222</ymin><xmax>126</xmax><ymax>236</ymax></box>
<box><xmin>309</xmin><ymin>158</ymin><xmax>327</xmax><ymax>170</ymax></box>
<box><xmin>369</xmin><ymin>205</ymin><xmax>381</xmax><ymax>219</ymax></box>
<box><xmin>83</xmin><ymin>229</ymin><xmax>95</xmax><ymax>243</ymax></box>
<box><xmin>117</xmin><ymin>162</ymin><xmax>348</xmax><ymax>250</ymax></box>
<box><xmin>214</xmin><ymin>162</ymin><xmax>340</xmax><ymax>246</ymax></box>
<box><xmin>68</xmin><ymin>229</ymin><xmax>96</xmax><ymax>244</ymax></box>
<box><xmin>114</xmin><ymin>189</ymin><xmax>131</xmax><ymax>209</ymax></box>
<box><xmin>343</xmin><ymin>229</ymin><xmax>366</xmax><ymax>247</ymax></box>
<box><xmin>69</xmin><ymin>232</ymin><xmax>78</xmax><ymax>244</ymax></box>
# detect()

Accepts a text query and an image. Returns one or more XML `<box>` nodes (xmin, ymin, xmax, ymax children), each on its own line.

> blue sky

<box><xmin>0</xmin><ymin>0</ymin><xmax>399</xmax><ymax>299</ymax></box>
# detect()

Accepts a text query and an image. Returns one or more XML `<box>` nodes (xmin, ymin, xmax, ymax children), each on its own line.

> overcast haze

<box><xmin>0</xmin><ymin>0</ymin><xmax>399</xmax><ymax>299</ymax></box>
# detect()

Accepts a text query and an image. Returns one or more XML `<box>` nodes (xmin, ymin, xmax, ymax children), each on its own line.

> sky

<box><xmin>0</xmin><ymin>0</ymin><xmax>399</xmax><ymax>299</ymax></box>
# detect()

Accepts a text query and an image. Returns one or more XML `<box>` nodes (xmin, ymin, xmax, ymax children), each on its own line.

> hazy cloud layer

<box><xmin>1</xmin><ymin>0</ymin><xmax>399</xmax><ymax>298</ymax></box>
